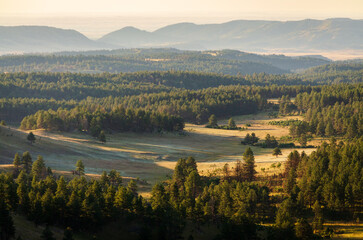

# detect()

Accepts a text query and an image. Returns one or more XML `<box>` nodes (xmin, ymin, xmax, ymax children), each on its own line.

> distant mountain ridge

<box><xmin>0</xmin><ymin>18</ymin><xmax>362</xmax><ymax>54</ymax></box>
<box><xmin>0</xmin><ymin>26</ymin><xmax>111</xmax><ymax>54</ymax></box>
<box><xmin>99</xmin><ymin>18</ymin><xmax>363</xmax><ymax>51</ymax></box>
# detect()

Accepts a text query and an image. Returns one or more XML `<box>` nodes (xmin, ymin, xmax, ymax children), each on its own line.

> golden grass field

<box><xmin>0</xmin><ymin>112</ymin><xmax>313</xmax><ymax>190</ymax></box>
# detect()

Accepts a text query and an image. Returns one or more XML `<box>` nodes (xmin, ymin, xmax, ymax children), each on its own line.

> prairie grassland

<box><xmin>0</xmin><ymin>113</ymin><xmax>315</xmax><ymax>191</ymax></box>
<box><xmin>327</xmin><ymin>222</ymin><xmax>363</xmax><ymax>240</ymax></box>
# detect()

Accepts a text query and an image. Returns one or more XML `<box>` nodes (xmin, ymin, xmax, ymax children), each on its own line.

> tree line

<box><xmin>20</xmin><ymin>106</ymin><xmax>184</xmax><ymax>135</ymax></box>
<box><xmin>279</xmin><ymin>84</ymin><xmax>362</xmax><ymax>139</ymax></box>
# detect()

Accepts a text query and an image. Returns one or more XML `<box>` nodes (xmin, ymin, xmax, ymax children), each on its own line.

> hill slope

<box><xmin>99</xmin><ymin>18</ymin><xmax>363</xmax><ymax>52</ymax></box>
<box><xmin>0</xmin><ymin>26</ymin><xmax>110</xmax><ymax>54</ymax></box>
<box><xmin>0</xmin><ymin>48</ymin><xmax>330</xmax><ymax>73</ymax></box>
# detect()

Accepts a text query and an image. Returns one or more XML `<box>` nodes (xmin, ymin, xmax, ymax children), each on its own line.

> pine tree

<box><xmin>272</xmin><ymin>147</ymin><xmax>282</xmax><ymax>157</ymax></box>
<box><xmin>184</xmin><ymin>170</ymin><xmax>200</xmax><ymax>200</ymax></box>
<box><xmin>222</xmin><ymin>163</ymin><xmax>230</xmax><ymax>180</ymax></box>
<box><xmin>27</xmin><ymin>132</ymin><xmax>36</xmax><ymax>145</ymax></box>
<box><xmin>235</xmin><ymin>160</ymin><xmax>243</xmax><ymax>182</ymax></box>
<box><xmin>325</xmin><ymin>122</ymin><xmax>335</xmax><ymax>136</ymax></box>
<box><xmin>298</xmin><ymin>134</ymin><xmax>308</xmax><ymax>147</ymax></box>
<box><xmin>150</xmin><ymin>183</ymin><xmax>169</xmax><ymax>213</ymax></box>
<box><xmin>312</xmin><ymin>201</ymin><xmax>324</xmax><ymax>231</ymax></box>
<box><xmin>208</xmin><ymin>114</ymin><xmax>218</xmax><ymax>127</ymax></box>
<box><xmin>227</xmin><ymin>118</ymin><xmax>237</xmax><ymax>129</ymax></box>
<box><xmin>32</xmin><ymin>155</ymin><xmax>46</xmax><ymax>179</ymax></box>
<box><xmin>89</xmin><ymin>117</ymin><xmax>102</xmax><ymax>137</ymax></box>
<box><xmin>75</xmin><ymin>160</ymin><xmax>85</xmax><ymax>176</ymax></box>
<box><xmin>22</xmin><ymin>151</ymin><xmax>32</xmax><ymax>173</ymax></box>
<box><xmin>285</xmin><ymin>168</ymin><xmax>297</xmax><ymax>195</ymax></box>
<box><xmin>316</xmin><ymin>122</ymin><xmax>325</xmax><ymax>136</ymax></box>
<box><xmin>346</xmin><ymin>120</ymin><xmax>357</xmax><ymax>139</ymax></box>
<box><xmin>98</xmin><ymin>130</ymin><xmax>106</xmax><ymax>143</ymax></box>
<box><xmin>242</xmin><ymin>147</ymin><xmax>256</xmax><ymax>182</ymax></box>
<box><xmin>275</xmin><ymin>198</ymin><xmax>294</xmax><ymax>229</ymax></box>
<box><xmin>13</xmin><ymin>153</ymin><xmax>21</xmax><ymax>169</ymax></box>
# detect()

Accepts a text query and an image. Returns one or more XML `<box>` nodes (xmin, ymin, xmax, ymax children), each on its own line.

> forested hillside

<box><xmin>0</xmin><ymin>49</ymin><xmax>331</xmax><ymax>74</ymax></box>
<box><xmin>300</xmin><ymin>62</ymin><xmax>363</xmax><ymax>83</ymax></box>
<box><xmin>0</xmin><ymin>61</ymin><xmax>362</xmax><ymax>240</ymax></box>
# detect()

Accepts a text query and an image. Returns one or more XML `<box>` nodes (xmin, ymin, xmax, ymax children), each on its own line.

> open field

<box><xmin>254</xmin><ymin>50</ymin><xmax>363</xmax><ymax>61</ymax></box>
<box><xmin>0</xmin><ymin>112</ymin><xmax>315</xmax><ymax>194</ymax></box>
<box><xmin>328</xmin><ymin>222</ymin><xmax>363</xmax><ymax>240</ymax></box>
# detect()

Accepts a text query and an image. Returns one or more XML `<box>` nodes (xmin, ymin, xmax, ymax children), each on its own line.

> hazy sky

<box><xmin>1</xmin><ymin>0</ymin><xmax>363</xmax><ymax>17</ymax></box>
<box><xmin>1</xmin><ymin>0</ymin><xmax>362</xmax><ymax>38</ymax></box>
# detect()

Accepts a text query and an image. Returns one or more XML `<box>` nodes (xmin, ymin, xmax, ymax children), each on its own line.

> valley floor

<box><xmin>0</xmin><ymin>112</ymin><xmax>315</xmax><ymax>194</ymax></box>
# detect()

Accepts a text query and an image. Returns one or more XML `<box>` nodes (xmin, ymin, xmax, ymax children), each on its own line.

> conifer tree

<box><xmin>13</xmin><ymin>153</ymin><xmax>21</xmax><ymax>169</ymax></box>
<box><xmin>75</xmin><ymin>160</ymin><xmax>85</xmax><ymax>176</ymax></box>
<box><xmin>325</xmin><ymin>122</ymin><xmax>335</xmax><ymax>136</ymax></box>
<box><xmin>242</xmin><ymin>147</ymin><xmax>256</xmax><ymax>182</ymax></box>
<box><xmin>208</xmin><ymin>114</ymin><xmax>218</xmax><ymax>127</ymax></box>
<box><xmin>298</xmin><ymin>134</ymin><xmax>308</xmax><ymax>147</ymax></box>
<box><xmin>27</xmin><ymin>132</ymin><xmax>36</xmax><ymax>145</ymax></box>
<box><xmin>227</xmin><ymin>118</ymin><xmax>237</xmax><ymax>129</ymax></box>
<box><xmin>275</xmin><ymin>198</ymin><xmax>294</xmax><ymax>229</ymax></box>
<box><xmin>312</xmin><ymin>201</ymin><xmax>324</xmax><ymax>231</ymax></box>
<box><xmin>235</xmin><ymin>160</ymin><xmax>243</xmax><ymax>182</ymax></box>
<box><xmin>21</xmin><ymin>151</ymin><xmax>32</xmax><ymax>173</ymax></box>
<box><xmin>32</xmin><ymin>155</ymin><xmax>46</xmax><ymax>179</ymax></box>
<box><xmin>272</xmin><ymin>147</ymin><xmax>282</xmax><ymax>157</ymax></box>
<box><xmin>98</xmin><ymin>130</ymin><xmax>106</xmax><ymax>143</ymax></box>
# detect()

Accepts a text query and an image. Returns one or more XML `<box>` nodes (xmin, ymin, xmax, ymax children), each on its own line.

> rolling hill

<box><xmin>0</xmin><ymin>48</ymin><xmax>330</xmax><ymax>74</ymax></box>
<box><xmin>99</xmin><ymin>18</ymin><xmax>363</xmax><ymax>52</ymax></box>
<box><xmin>0</xmin><ymin>26</ymin><xmax>110</xmax><ymax>54</ymax></box>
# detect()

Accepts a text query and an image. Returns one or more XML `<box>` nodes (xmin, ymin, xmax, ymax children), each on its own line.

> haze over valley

<box><xmin>1</xmin><ymin>18</ymin><xmax>363</xmax><ymax>60</ymax></box>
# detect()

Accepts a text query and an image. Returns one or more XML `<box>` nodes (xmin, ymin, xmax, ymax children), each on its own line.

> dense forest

<box><xmin>0</xmin><ymin>49</ymin><xmax>331</xmax><ymax>74</ymax></box>
<box><xmin>278</xmin><ymin>84</ymin><xmax>363</xmax><ymax>139</ymax></box>
<box><xmin>0</xmin><ymin>71</ymin><xmax>315</xmax><ymax>123</ymax></box>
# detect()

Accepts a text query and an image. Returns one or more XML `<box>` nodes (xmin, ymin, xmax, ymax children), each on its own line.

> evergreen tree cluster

<box><xmin>297</xmin><ymin>138</ymin><xmax>363</xmax><ymax>212</ymax></box>
<box><xmin>0</xmin><ymin>150</ymin><xmax>328</xmax><ymax>239</ymax></box>
<box><xmin>20</xmin><ymin>106</ymin><xmax>184</xmax><ymax>134</ymax></box>
<box><xmin>283</xmin><ymin>84</ymin><xmax>363</xmax><ymax>138</ymax></box>
<box><xmin>0</xmin><ymin>71</ymin><xmax>316</xmax><ymax>123</ymax></box>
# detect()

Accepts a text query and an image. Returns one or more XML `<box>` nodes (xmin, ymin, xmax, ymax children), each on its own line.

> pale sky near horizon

<box><xmin>1</xmin><ymin>0</ymin><xmax>363</xmax><ymax>38</ymax></box>
<box><xmin>1</xmin><ymin>0</ymin><xmax>363</xmax><ymax>17</ymax></box>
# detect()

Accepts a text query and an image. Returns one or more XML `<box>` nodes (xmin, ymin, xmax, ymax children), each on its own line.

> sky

<box><xmin>1</xmin><ymin>0</ymin><xmax>363</xmax><ymax>17</ymax></box>
<box><xmin>1</xmin><ymin>0</ymin><xmax>363</xmax><ymax>38</ymax></box>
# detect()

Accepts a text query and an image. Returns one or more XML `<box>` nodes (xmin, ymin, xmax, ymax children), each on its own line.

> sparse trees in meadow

<box><xmin>98</xmin><ymin>130</ymin><xmax>106</xmax><ymax>143</ymax></box>
<box><xmin>75</xmin><ymin>160</ymin><xmax>85</xmax><ymax>176</ymax></box>
<box><xmin>27</xmin><ymin>132</ymin><xmax>36</xmax><ymax>145</ymax></box>
<box><xmin>272</xmin><ymin>147</ymin><xmax>282</xmax><ymax>157</ymax></box>
<box><xmin>227</xmin><ymin>118</ymin><xmax>237</xmax><ymax>129</ymax></box>
<box><xmin>208</xmin><ymin>114</ymin><xmax>218</xmax><ymax>128</ymax></box>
